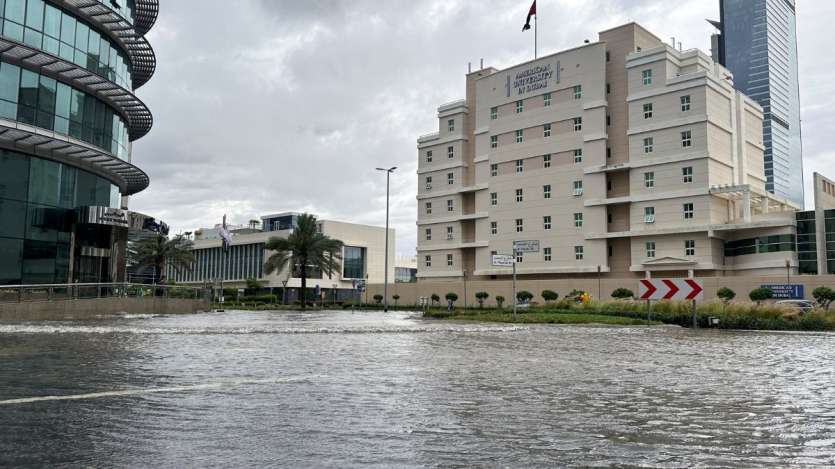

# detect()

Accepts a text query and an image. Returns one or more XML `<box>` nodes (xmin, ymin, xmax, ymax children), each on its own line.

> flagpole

<box><xmin>534</xmin><ymin>13</ymin><xmax>538</xmax><ymax>59</ymax></box>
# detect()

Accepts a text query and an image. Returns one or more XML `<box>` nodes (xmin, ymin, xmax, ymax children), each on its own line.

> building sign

<box><xmin>513</xmin><ymin>240</ymin><xmax>540</xmax><ymax>253</ymax></box>
<box><xmin>78</xmin><ymin>206</ymin><xmax>129</xmax><ymax>228</ymax></box>
<box><xmin>491</xmin><ymin>254</ymin><xmax>515</xmax><ymax>267</ymax></box>
<box><xmin>506</xmin><ymin>61</ymin><xmax>560</xmax><ymax>97</ymax></box>
<box><xmin>762</xmin><ymin>284</ymin><xmax>805</xmax><ymax>300</ymax></box>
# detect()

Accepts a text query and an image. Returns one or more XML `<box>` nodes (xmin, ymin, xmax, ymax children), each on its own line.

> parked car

<box><xmin>775</xmin><ymin>300</ymin><xmax>817</xmax><ymax>314</ymax></box>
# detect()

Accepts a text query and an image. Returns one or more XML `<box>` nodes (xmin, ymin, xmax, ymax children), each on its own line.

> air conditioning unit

<box><xmin>573</xmin><ymin>188</ymin><xmax>584</xmax><ymax>196</ymax></box>
<box><xmin>425</xmin><ymin>183</ymin><xmax>432</xmax><ymax>190</ymax></box>
<box><xmin>644</xmin><ymin>215</ymin><xmax>656</xmax><ymax>224</ymax></box>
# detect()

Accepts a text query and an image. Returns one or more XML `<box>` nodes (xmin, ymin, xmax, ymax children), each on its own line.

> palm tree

<box><xmin>264</xmin><ymin>214</ymin><xmax>343</xmax><ymax>309</ymax></box>
<box><xmin>130</xmin><ymin>234</ymin><xmax>195</xmax><ymax>284</ymax></box>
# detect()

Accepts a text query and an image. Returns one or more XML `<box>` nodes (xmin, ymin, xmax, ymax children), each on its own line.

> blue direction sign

<box><xmin>762</xmin><ymin>284</ymin><xmax>805</xmax><ymax>300</ymax></box>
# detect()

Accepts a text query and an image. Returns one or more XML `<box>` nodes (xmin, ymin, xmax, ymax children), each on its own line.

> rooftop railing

<box><xmin>0</xmin><ymin>283</ymin><xmax>211</xmax><ymax>304</ymax></box>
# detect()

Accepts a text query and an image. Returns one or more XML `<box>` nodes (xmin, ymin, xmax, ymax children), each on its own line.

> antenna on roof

<box><xmin>468</xmin><ymin>62</ymin><xmax>472</xmax><ymax>73</ymax></box>
<box><xmin>480</xmin><ymin>58</ymin><xmax>484</xmax><ymax>69</ymax></box>
<box><xmin>678</xmin><ymin>42</ymin><xmax>683</xmax><ymax>51</ymax></box>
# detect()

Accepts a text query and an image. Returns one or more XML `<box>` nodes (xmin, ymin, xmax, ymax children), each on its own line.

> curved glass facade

<box><xmin>0</xmin><ymin>61</ymin><xmax>130</xmax><ymax>158</ymax></box>
<box><xmin>0</xmin><ymin>0</ymin><xmax>133</xmax><ymax>90</ymax></box>
<box><xmin>96</xmin><ymin>0</ymin><xmax>135</xmax><ymax>24</ymax></box>
<box><xmin>0</xmin><ymin>149</ymin><xmax>120</xmax><ymax>285</ymax></box>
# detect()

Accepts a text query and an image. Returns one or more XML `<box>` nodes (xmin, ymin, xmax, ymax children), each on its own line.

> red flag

<box><xmin>522</xmin><ymin>1</ymin><xmax>536</xmax><ymax>31</ymax></box>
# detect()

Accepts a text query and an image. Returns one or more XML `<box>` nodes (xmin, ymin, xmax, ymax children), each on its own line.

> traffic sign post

<box><xmin>492</xmin><ymin>253</ymin><xmax>519</xmax><ymax>320</ymax></box>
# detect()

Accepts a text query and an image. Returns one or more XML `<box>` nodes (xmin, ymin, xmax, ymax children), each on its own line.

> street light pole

<box><xmin>376</xmin><ymin>166</ymin><xmax>397</xmax><ymax>313</ymax></box>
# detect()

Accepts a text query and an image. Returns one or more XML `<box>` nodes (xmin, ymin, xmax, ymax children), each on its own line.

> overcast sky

<box><xmin>130</xmin><ymin>0</ymin><xmax>835</xmax><ymax>258</ymax></box>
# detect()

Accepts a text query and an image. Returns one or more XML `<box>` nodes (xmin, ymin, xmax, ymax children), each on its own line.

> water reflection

<box><xmin>0</xmin><ymin>311</ymin><xmax>833</xmax><ymax>467</ymax></box>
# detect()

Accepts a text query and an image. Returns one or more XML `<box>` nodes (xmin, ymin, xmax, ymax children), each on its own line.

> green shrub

<box><xmin>717</xmin><ymin>287</ymin><xmax>736</xmax><ymax>303</ymax></box>
<box><xmin>495</xmin><ymin>295</ymin><xmax>505</xmax><ymax>308</ymax></box>
<box><xmin>812</xmin><ymin>287</ymin><xmax>835</xmax><ymax>310</ymax></box>
<box><xmin>431</xmin><ymin>293</ymin><xmax>440</xmax><ymax>305</ymax></box>
<box><xmin>241</xmin><ymin>294</ymin><xmax>278</xmax><ymax>304</ymax></box>
<box><xmin>373</xmin><ymin>294</ymin><xmax>383</xmax><ymax>304</ymax></box>
<box><xmin>445</xmin><ymin>292</ymin><xmax>458</xmax><ymax>303</ymax></box>
<box><xmin>541</xmin><ymin>290</ymin><xmax>559</xmax><ymax>302</ymax></box>
<box><xmin>392</xmin><ymin>294</ymin><xmax>400</xmax><ymax>305</ymax></box>
<box><xmin>517</xmin><ymin>291</ymin><xmax>534</xmax><ymax>303</ymax></box>
<box><xmin>475</xmin><ymin>292</ymin><xmax>489</xmax><ymax>308</ymax></box>
<box><xmin>567</xmin><ymin>289</ymin><xmax>586</xmax><ymax>301</ymax></box>
<box><xmin>611</xmin><ymin>288</ymin><xmax>634</xmax><ymax>300</ymax></box>
<box><xmin>749</xmin><ymin>287</ymin><xmax>773</xmax><ymax>305</ymax></box>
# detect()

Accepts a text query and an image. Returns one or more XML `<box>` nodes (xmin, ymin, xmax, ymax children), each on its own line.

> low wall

<box><xmin>0</xmin><ymin>297</ymin><xmax>210</xmax><ymax>321</ymax></box>
<box><xmin>369</xmin><ymin>275</ymin><xmax>835</xmax><ymax>307</ymax></box>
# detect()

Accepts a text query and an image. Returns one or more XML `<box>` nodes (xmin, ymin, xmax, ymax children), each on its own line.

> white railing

<box><xmin>0</xmin><ymin>283</ymin><xmax>211</xmax><ymax>304</ymax></box>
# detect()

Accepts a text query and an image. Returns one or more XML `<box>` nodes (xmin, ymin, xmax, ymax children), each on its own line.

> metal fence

<box><xmin>0</xmin><ymin>283</ymin><xmax>212</xmax><ymax>304</ymax></box>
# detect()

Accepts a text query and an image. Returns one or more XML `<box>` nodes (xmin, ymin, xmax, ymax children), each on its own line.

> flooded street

<box><xmin>1</xmin><ymin>310</ymin><xmax>834</xmax><ymax>467</ymax></box>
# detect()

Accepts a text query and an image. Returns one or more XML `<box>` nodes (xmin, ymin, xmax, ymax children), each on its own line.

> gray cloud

<box><xmin>129</xmin><ymin>0</ymin><xmax>831</xmax><ymax>256</ymax></box>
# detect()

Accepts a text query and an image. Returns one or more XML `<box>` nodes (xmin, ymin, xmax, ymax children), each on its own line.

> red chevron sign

<box><xmin>639</xmin><ymin>279</ymin><xmax>704</xmax><ymax>301</ymax></box>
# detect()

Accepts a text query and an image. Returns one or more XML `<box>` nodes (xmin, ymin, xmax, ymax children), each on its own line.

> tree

<box><xmin>445</xmin><ymin>292</ymin><xmax>458</xmax><ymax>304</ymax></box>
<box><xmin>496</xmin><ymin>295</ymin><xmax>506</xmax><ymax>308</ymax></box>
<box><xmin>264</xmin><ymin>214</ymin><xmax>343</xmax><ymax>309</ymax></box>
<box><xmin>373</xmin><ymin>294</ymin><xmax>383</xmax><ymax>304</ymax></box>
<box><xmin>129</xmin><ymin>234</ymin><xmax>195</xmax><ymax>284</ymax></box>
<box><xmin>541</xmin><ymin>290</ymin><xmax>559</xmax><ymax>302</ymax></box>
<box><xmin>475</xmin><ymin>292</ymin><xmax>489</xmax><ymax>308</ymax></box>
<box><xmin>517</xmin><ymin>291</ymin><xmax>534</xmax><ymax>303</ymax></box>
<box><xmin>812</xmin><ymin>287</ymin><xmax>835</xmax><ymax>310</ymax></box>
<box><xmin>749</xmin><ymin>287</ymin><xmax>773</xmax><ymax>306</ymax></box>
<box><xmin>611</xmin><ymin>288</ymin><xmax>634</xmax><ymax>300</ymax></box>
<box><xmin>245</xmin><ymin>277</ymin><xmax>264</xmax><ymax>295</ymax></box>
<box><xmin>717</xmin><ymin>287</ymin><xmax>736</xmax><ymax>306</ymax></box>
<box><xmin>431</xmin><ymin>293</ymin><xmax>440</xmax><ymax>306</ymax></box>
<box><xmin>392</xmin><ymin>294</ymin><xmax>400</xmax><ymax>306</ymax></box>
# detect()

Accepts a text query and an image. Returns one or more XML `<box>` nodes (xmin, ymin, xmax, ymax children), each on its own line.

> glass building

<box><xmin>0</xmin><ymin>0</ymin><xmax>158</xmax><ymax>285</ymax></box>
<box><xmin>718</xmin><ymin>0</ymin><xmax>804</xmax><ymax>207</ymax></box>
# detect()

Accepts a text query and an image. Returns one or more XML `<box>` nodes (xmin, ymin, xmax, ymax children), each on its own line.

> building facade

<box><xmin>169</xmin><ymin>213</ymin><xmax>395</xmax><ymax>297</ymax></box>
<box><xmin>416</xmin><ymin>22</ymin><xmax>808</xmax><ymax>283</ymax></box>
<box><xmin>0</xmin><ymin>0</ymin><xmax>159</xmax><ymax>285</ymax></box>
<box><xmin>715</xmin><ymin>0</ymin><xmax>804</xmax><ymax>206</ymax></box>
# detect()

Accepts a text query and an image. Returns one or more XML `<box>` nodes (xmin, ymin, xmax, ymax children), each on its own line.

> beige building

<box><xmin>170</xmin><ymin>212</ymin><xmax>395</xmax><ymax>299</ymax></box>
<box><xmin>416</xmin><ymin>23</ymin><xmax>809</xmax><ymax>283</ymax></box>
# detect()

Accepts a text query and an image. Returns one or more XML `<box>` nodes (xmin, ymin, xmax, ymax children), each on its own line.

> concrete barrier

<box><xmin>0</xmin><ymin>297</ymin><xmax>210</xmax><ymax>321</ymax></box>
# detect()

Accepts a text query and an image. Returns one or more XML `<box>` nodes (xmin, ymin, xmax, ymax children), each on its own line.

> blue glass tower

<box><xmin>718</xmin><ymin>0</ymin><xmax>804</xmax><ymax>206</ymax></box>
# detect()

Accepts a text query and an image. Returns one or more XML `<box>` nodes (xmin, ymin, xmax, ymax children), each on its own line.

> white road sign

<box><xmin>491</xmin><ymin>254</ymin><xmax>515</xmax><ymax>267</ymax></box>
<box><xmin>513</xmin><ymin>240</ymin><xmax>540</xmax><ymax>253</ymax></box>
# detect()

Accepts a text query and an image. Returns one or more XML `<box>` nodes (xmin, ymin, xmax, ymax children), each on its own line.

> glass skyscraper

<box><xmin>718</xmin><ymin>0</ymin><xmax>804</xmax><ymax>206</ymax></box>
<box><xmin>0</xmin><ymin>0</ymin><xmax>158</xmax><ymax>285</ymax></box>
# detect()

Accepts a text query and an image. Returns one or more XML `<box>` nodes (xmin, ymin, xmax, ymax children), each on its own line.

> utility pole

<box><xmin>376</xmin><ymin>166</ymin><xmax>397</xmax><ymax>313</ymax></box>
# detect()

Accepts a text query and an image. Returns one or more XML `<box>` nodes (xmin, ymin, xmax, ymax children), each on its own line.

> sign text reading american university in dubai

<box><xmin>510</xmin><ymin>63</ymin><xmax>556</xmax><ymax>96</ymax></box>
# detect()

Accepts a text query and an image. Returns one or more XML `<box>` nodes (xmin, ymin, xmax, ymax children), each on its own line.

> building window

<box><xmin>447</xmin><ymin>146</ymin><xmax>454</xmax><ymax>159</ymax></box>
<box><xmin>426</xmin><ymin>150</ymin><xmax>433</xmax><ymax>163</ymax></box>
<box><xmin>575</xmin><ymin>246</ymin><xmax>584</xmax><ymax>260</ymax></box>
<box><xmin>642</xmin><ymin>69</ymin><xmax>652</xmax><ymax>85</ymax></box>
<box><xmin>544</xmin><ymin>154</ymin><xmax>551</xmax><ymax>168</ymax></box>
<box><xmin>490</xmin><ymin>192</ymin><xmax>498</xmax><ymax>206</ymax></box>
<box><xmin>643</xmin><ymin>103</ymin><xmax>653</xmax><ymax>119</ymax></box>
<box><xmin>448</xmin><ymin>119</ymin><xmax>455</xmax><ymax>132</ymax></box>
<box><xmin>516</xmin><ymin>253</ymin><xmax>523</xmax><ymax>263</ymax></box>
<box><xmin>491</xmin><ymin>221</ymin><xmax>498</xmax><ymax>235</ymax></box>
<box><xmin>574</xmin><ymin>149</ymin><xmax>583</xmax><ymax>164</ymax></box>
<box><xmin>425</xmin><ymin>255</ymin><xmax>432</xmax><ymax>268</ymax></box>
<box><xmin>685</xmin><ymin>240</ymin><xmax>696</xmax><ymax>257</ymax></box>
<box><xmin>544</xmin><ymin>123</ymin><xmax>551</xmax><ymax>138</ymax></box>
<box><xmin>544</xmin><ymin>93</ymin><xmax>552</xmax><ymax>106</ymax></box>
<box><xmin>607</xmin><ymin>147</ymin><xmax>612</xmax><ymax>159</ymax></box>
<box><xmin>644</xmin><ymin>172</ymin><xmax>655</xmax><ymax>189</ymax></box>
<box><xmin>573</xmin><ymin>85</ymin><xmax>582</xmax><ymax>100</ymax></box>
<box><xmin>681</xmin><ymin>130</ymin><xmax>692</xmax><ymax>148</ymax></box>
<box><xmin>681</xmin><ymin>95</ymin><xmax>691</xmax><ymax>112</ymax></box>
<box><xmin>644</xmin><ymin>207</ymin><xmax>656</xmax><ymax>224</ymax></box>
<box><xmin>425</xmin><ymin>228</ymin><xmax>432</xmax><ymax>241</ymax></box>
<box><xmin>447</xmin><ymin>199</ymin><xmax>454</xmax><ymax>212</ymax></box>
<box><xmin>515</xmin><ymin>129</ymin><xmax>524</xmax><ymax>143</ymax></box>
<box><xmin>447</xmin><ymin>226</ymin><xmax>454</xmax><ymax>240</ymax></box>
<box><xmin>643</xmin><ymin>137</ymin><xmax>654</xmax><ymax>154</ymax></box>
<box><xmin>516</xmin><ymin>189</ymin><xmax>524</xmax><ymax>203</ymax></box>
<box><xmin>574</xmin><ymin>213</ymin><xmax>583</xmax><ymax>228</ymax></box>
<box><xmin>607</xmin><ymin>180</ymin><xmax>613</xmax><ymax>192</ymax></box>
<box><xmin>682</xmin><ymin>166</ymin><xmax>693</xmax><ymax>183</ymax></box>
<box><xmin>491</xmin><ymin>107</ymin><xmax>498</xmax><ymax>120</ymax></box>
<box><xmin>543</xmin><ymin>185</ymin><xmax>551</xmax><ymax>199</ymax></box>
<box><xmin>608</xmin><ymin>246</ymin><xmax>614</xmax><ymax>258</ymax></box>
<box><xmin>606</xmin><ymin>51</ymin><xmax>611</xmax><ymax>62</ymax></box>
<box><xmin>447</xmin><ymin>254</ymin><xmax>454</xmax><ymax>266</ymax></box>
<box><xmin>646</xmin><ymin>242</ymin><xmax>656</xmax><ymax>258</ymax></box>
<box><xmin>573</xmin><ymin>180</ymin><xmax>584</xmax><ymax>196</ymax></box>
<box><xmin>683</xmin><ymin>203</ymin><xmax>694</xmax><ymax>219</ymax></box>
<box><xmin>425</xmin><ymin>202</ymin><xmax>432</xmax><ymax>215</ymax></box>
<box><xmin>573</xmin><ymin>117</ymin><xmax>583</xmax><ymax>132</ymax></box>
<box><xmin>516</xmin><ymin>100</ymin><xmax>524</xmax><ymax>113</ymax></box>
<box><xmin>491</xmin><ymin>135</ymin><xmax>498</xmax><ymax>149</ymax></box>
<box><xmin>607</xmin><ymin>114</ymin><xmax>611</xmax><ymax>126</ymax></box>
<box><xmin>425</xmin><ymin>176</ymin><xmax>432</xmax><ymax>190</ymax></box>
<box><xmin>516</xmin><ymin>218</ymin><xmax>524</xmax><ymax>233</ymax></box>
<box><xmin>516</xmin><ymin>159</ymin><xmax>524</xmax><ymax>173</ymax></box>
<box><xmin>491</xmin><ymin>163</ymin><xmax>498</xmax><ymax>177</ymax></box>
<box><xmin>544</xmin><ymin>216</ymin><xmax>552</xmax><ymax>230</ymax></box>
<box><xmin>447</xmin><ymin>172</ymin><xmax>454</xmax><ymax>185</ymax></box>
<box><xmin>544</xmin><ymin>247</ymin><xmax>552</xmax><ymax>262</ymax></box>
<box><xmin>606</xmin><ymin>83</ymin><xmax>611</xmax><ymax>94</ymax></box>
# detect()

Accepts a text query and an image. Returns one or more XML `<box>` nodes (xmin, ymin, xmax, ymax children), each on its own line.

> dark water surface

<box><xmin>0</xmin><ymin>310</ymin><xmax>834</xmax><ymax>468</ymax></box>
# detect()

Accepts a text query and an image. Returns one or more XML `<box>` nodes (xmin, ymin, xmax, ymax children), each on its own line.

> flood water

<box><xmin>1</xmin><ymin>310</ymin><xmax>834</xmax><ymax>467</ymax></box>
